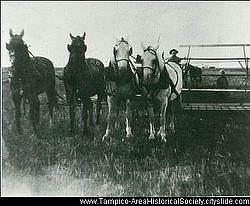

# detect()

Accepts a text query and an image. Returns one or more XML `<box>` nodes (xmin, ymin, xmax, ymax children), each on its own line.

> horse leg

<box><xmin>23</xmin><ymin>98</ymin><xmax>27</xmax><ymax>116</ymax></box>
<box><xmin>157</xmin><ymin>99</ymin><xmax>168</xmax><ymax>142</ymax></box>
<box><xmin>46</xmin><ymin>88</ymin><xmax>58</xmax><ymax>127</ymax></box>
<box><xmin>82</xmin><ymin>103</ymin><xmax>88</xmax><ymax>135</ymax></box>
<box><xmin>114</xmin><ymin>100</ymin><xmax>120</xmax><ymax>129</ymax></box>
<box><xmin>168</xmin><ymin>100</ymin><xmax>176</xmax><ymax>134</ymax></box>
<box><xmin>82</xmin><ymin>97</ymin><xmax>90</xmax><ymax>135</ymax></box>
<box><xmin>69</xmin><ymin>102</ymin><xmax>75</xmax><ymax>135</ymax></box>
<box><xmin>29</xmin><ymin>96</ymin><xmax>40</xmax><ymax>134</ymax></box>
<box><xmin>65</xmin><ymin>84</ymin><xmax>76</xmax><ymax>135</ymax></box>
<box><xmin>148</xmin><ymin>106</ymin><xmax>156</xmax><ymax>140</ymax></box>
<box><xmin>12</xmin><ymin>94</ymin><xmax>22</xmax><ymax>134</ymax></box>
<box><xmin>102</xmin><ymin>95</ymin><xmax>116</xmax><ymax>141</ymax></box>
<box><xmin>124</xmin><ymin>99</ymin><xmax>133</xmax><ymax>140</ymax></box>
<box><xmin>88</xmin><ymin>99</ymin><xmax>94</xmax><ymax>126</ymax></box>
<box><xmin>96</xmin><ymin>94</ymin><xmax>102</xmax><ymax>125</ymax></box>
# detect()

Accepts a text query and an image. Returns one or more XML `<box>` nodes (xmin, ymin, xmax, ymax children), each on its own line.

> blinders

<box><xmin>68</xmin><ymin>33</ymin><xmax>87</xmax><ymax>54</ymax></box>
<box><xmin>113</xmin><ymin>47</ymin><xmax>133</xmax><ymax>56</ymax></box>
<box><xmin>141</xmin><ymin>47</ymin><xmax>159</xmax><ymax>76</ymax></box>
<box><xmin>6</xmin><ymin>36</ymin><xmax>29</xmax><ymax>67</ymax></box>
<box><xmin>113</xmin><ymin>39</ymin><xmax>133</xmax><ymax>57</ymax></box>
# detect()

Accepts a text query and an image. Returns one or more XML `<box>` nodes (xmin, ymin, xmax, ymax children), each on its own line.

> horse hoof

<box><xmin>161</xmin><ymin>137</ymin><xmax>167</xmax><ymax>143</ymax></box>
<box><xmin>122</xmin><ymin>134</ymin><xmax>132</xmax><ymax>142</ymax></box>
<box><xmin>126</xmin><ymin>133</ymin><xmax>133</xmax><ymax>139</ymax></box>
<box><xmin>148</xmin><ymin>135</ymin><xmax>155</xmax><ymax>140</ymax></box>
<box><xmin>102</xmin><ymin>134</ymin><xmax>109</xmax><ymax>142</ymax></box>
<box><xmin>49</xmin><ymin>119</ymin><xmax>54</xmax><ymax>128</ymax></box>
<box><xmin>29</xmin><ymin>133</ymin><xmax>37</xmax><ymax>139</ymax></box>
<box><xmin>102</xmin><ymin>135</ymin><xmax>112</xmax><ymax>145</ymax></box>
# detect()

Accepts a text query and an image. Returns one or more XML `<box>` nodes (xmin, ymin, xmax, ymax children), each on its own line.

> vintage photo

<box><xmin>1</xmin><ymin>1</ymin><xmax>250</xmax><ymax>197</ymax></box>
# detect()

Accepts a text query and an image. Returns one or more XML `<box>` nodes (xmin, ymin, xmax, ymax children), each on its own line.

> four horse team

<box><xmin>6</xmin><ymin>29</ymin><xmax>187</xmax><ymax>143</ymax></box>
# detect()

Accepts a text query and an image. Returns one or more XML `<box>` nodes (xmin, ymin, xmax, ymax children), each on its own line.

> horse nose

<box><xmin>118</xmin><ymin>61</ymin><xmax>128</xmax><ymax>70</ymax></box>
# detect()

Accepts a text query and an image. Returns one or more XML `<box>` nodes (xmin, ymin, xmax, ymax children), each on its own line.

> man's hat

<box><xmin>220</xmin><ymin>69</ymin><xmax>226</xmax><ymax>75</ymax></box>
<box><xmin>169</xmin><ymin>49</ymin><xmax>179</xmax><ymax>54</ymax></box>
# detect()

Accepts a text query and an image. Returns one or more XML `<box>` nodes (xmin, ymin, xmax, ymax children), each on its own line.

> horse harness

<box><xmin>105</xmin><ymin>40</ymin><xmax>138</xmax><ymax>97</ymax></box>
<box><xmin>9</xmin><ymin>47</ymin><xmax>49</xmax><ymax>97</ymax></box>
<box><xmin>140</xmin><ymin>47</ymin><xmax>179</xmax><ymax>101</ymax></box>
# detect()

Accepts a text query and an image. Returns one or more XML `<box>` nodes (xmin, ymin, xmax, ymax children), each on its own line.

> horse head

<box><xmin>110</xmin><ymin>37</ymin><xmax>133</xmax><ymax>80</ymax></box>
<box><xmin>6</xmin><ymin>29</ymin><xmax>28</xmax><ymax>67</ymax></box>
<box><xmin>141</xmin><ymin>41</ymin><xmax>164</xmax><ymax>86</ymax></box>
<box><xmin>67</xmin><ymin>32</ymin><xmax>87</xmax><ymax>54</ymax></box>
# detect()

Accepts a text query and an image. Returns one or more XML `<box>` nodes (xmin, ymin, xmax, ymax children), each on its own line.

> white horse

<box><xmin>140</xmin><ymin>41</ymin><xmax>182</xmax><ymax>142</ymax></box>
<box><xmin>103</xmin><ymin>37</ymin><xmax>138</xmax><ymax>141</ymax></box>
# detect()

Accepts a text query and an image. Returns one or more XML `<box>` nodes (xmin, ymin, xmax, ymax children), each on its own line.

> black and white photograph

<box><xmin>1</xmin><ymin>1</ymin><xmax>250</xmax><ymax>199</ymax></box>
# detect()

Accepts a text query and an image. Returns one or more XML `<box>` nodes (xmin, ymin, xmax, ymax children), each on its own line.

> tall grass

<box><xmin>2</xmin><ymin>75</ymin><xmax>250</xmax><ymax>196</ymax></box>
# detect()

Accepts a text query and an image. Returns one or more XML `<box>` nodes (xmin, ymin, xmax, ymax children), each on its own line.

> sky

<box><xmin>1</xmin><ymin>1</ymin><xmax>250</xmax><ymax>68</ymax></box>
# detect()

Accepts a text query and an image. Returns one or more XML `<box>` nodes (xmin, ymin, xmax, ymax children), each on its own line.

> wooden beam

<box><xmin>185</xmin><ymin>74</ymin><xmax>247</xmax><ymax>77</ymax></box>
<box><xmin>182</xmin><ymin>88</ymin><xmax>250</xmax><ymax>92</ymax></box>
<box><xmin>183</xmin><ymin>57</ymin><xmax>249</xmax><ymax>61</ymax></box>
<box><xmin>180</xmin><ymin>44</ymin><xmax>250</xmax><ymax>47</ymax></box>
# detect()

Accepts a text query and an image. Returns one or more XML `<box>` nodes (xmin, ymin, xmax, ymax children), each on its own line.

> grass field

<box><xmin>2</xmin><ymin>68</ymin><xmax>250</xmax><ymax>196</ymax></box>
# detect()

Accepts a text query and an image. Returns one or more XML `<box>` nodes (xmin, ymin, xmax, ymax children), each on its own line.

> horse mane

<box><xmin>155</xmin><ymin>49</ymin><xmax>165</xmax><ymax>72</ymax></box>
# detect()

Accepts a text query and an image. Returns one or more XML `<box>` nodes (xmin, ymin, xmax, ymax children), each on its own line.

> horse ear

<box><xmin>154</xmin><ymin>37</ymin><xmax>161</xmax><ymax>51</ymax></box>
<box><xmin>69</xmin><ymin>33</ymin><xmax>74</xmax><ymax>40</ymax></box>
<box><xmin>20</xmin><ymin>29</ymin><xmax>24</xmax><ymax>38</ymax></box>
<box><xmin>141</xmin><ymin>42</ymin><xmax>147</xmax><ymax>51</ymax></box>
<box><xmin>157</xmin><ymin>36</ymin><xmax>161</xmax><ymax>43</ymax></box>
<box><xmin>6</xmin><ymin>43</ymin><xmax>10</xmax><ymax>50</ymax></box>
<box><xmin>83</xmin><ymin>32</ymin><xmax>86</xmax><ymax>40</ymax></box>
<box><xmin>9</xmin><ymin>29</ymin><xmax>14</xmax><ymax>38</ymax></box>
<box><xmin>154</xmin><ymin>42</ymin><xmax>160</xmax><ymax>51</ymax></box>
<box><xmin>67</xmin><ymin>44</ymin><xmax>71</xmax><ymax>52</ymax></box>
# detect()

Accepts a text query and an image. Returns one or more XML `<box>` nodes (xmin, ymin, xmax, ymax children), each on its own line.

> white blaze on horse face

<box><xmin>115</xmin><ymin>41</ymin><xmax>130</xmax><ymax>70</ymax></box>
<box><xmin>142</xmin><ymin>51</ymin><xmax>157</xmax><ymax>85</ymax></box>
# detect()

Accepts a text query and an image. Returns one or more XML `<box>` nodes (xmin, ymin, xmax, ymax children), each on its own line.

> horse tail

<box><xmin>45</xmin><ymin>60</ymin><xmax>58</xmax><ymax>108</ymax></box>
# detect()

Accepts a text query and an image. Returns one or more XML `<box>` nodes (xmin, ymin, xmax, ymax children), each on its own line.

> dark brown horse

<box><xmin>63</xmin><ymin>33</ymin><xmax>105</xmax><ymax>135</ymax></box>
<box><xmin>183</xmin><ymin>64</ymin><xmax>202</xmax><ymax>88</ymax></box>
<box><xmin>5</xmin><ymin>29</ymin><xmax>57</xmax><ymax>134</ymax></box>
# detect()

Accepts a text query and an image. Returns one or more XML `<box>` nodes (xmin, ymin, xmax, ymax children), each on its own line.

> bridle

<box><xmin>106</xmin><ymin>39</ymin><xmax>135</xmax><ymax>96</ymax></box>
<box><xmin>141</xmin><ymin>47</ymin><xmax>159</xmax><ymax>77</ymax></box>
<box><xmin>112</xmin><ymin>39</ymin><xmax>133</xmax><ymax>69</ymax></box>
<box><xmin>7</xmin><ymin>38</ymin><xmax>38</xmax><ymax>97</ymax></box>
<box><xmin>140</xmin><ymin>47</ymin><xmax>168</xmax><ymax>104</ymax></box>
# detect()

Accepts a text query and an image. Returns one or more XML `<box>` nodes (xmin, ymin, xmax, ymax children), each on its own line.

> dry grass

<box><xmin>2</xmin><ymin>68</ymin><xmax>250</xmax><ymax>196</ymax></box>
